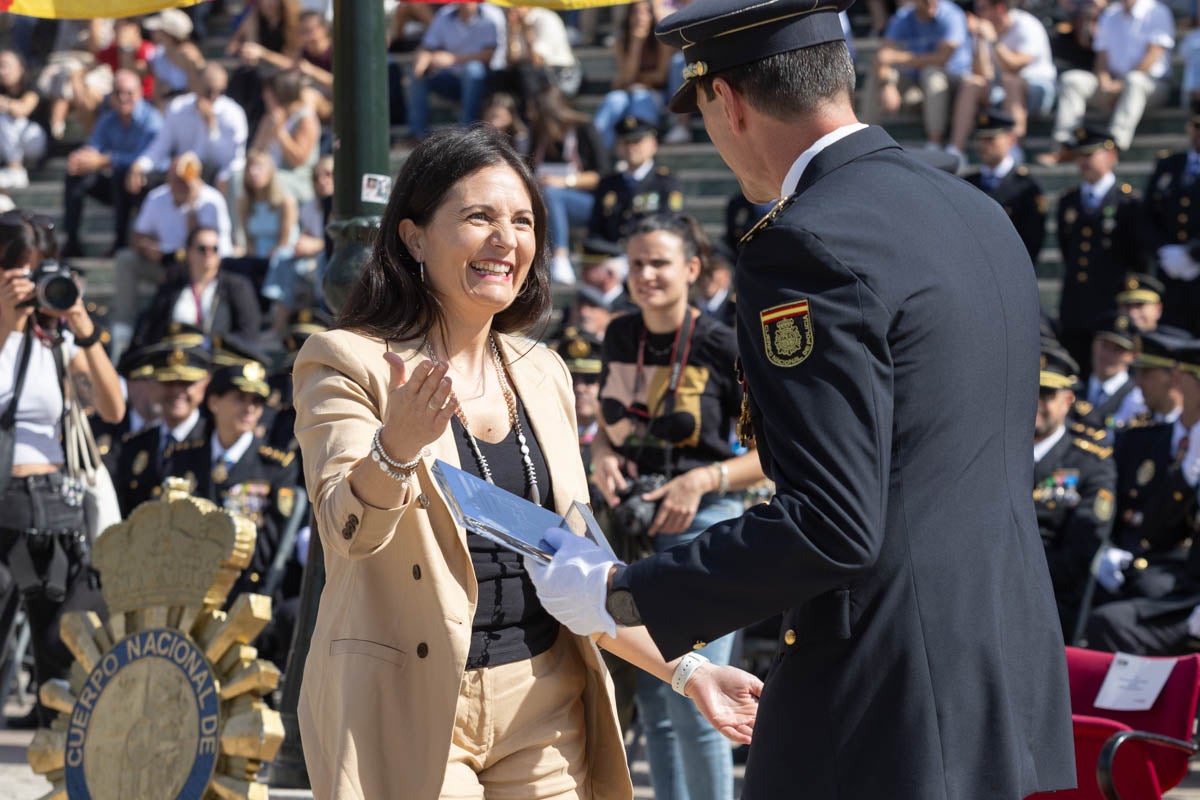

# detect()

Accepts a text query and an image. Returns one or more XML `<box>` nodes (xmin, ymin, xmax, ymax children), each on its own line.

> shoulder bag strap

<box><xmin>1</xmin><ymin>327</ymin><xmax>34</xmax><ymax>430</ymax></box>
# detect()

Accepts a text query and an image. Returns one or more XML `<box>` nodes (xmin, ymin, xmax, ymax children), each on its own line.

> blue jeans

<box><xmin>593</xmin><ymin>88</ymin><xmax>664</xmax><ymax>150</ymax></box>
<box><xmin>406</xmin><ymin>61</ymin><xmax>489</xmax><ymax>139</ymax></box>
<box><xmin>635</xmin><ymin>493</ymin><xmax>742</xmax><ymax>800</ymax></box>
<box><xmin>543</xmin><ymin>185</ymin><xmax>595</xmax><ymax>252</ymax></box>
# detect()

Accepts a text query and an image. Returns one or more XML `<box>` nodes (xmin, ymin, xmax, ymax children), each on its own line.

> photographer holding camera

<box><xmin>0</xmin><ymin>210</ymin><xmax>122</xmax><ymax>727</ymax></box>
<box><xmin>590</xmin><ymin>212</ymin><xmax>763</xmax><ymax>800</ymax></box>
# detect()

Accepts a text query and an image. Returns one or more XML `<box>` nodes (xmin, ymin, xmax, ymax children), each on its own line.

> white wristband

<box><xmin>671</xmin><ymin>652</ymin><xmax>710</xmax><ymax>696</ymax></box>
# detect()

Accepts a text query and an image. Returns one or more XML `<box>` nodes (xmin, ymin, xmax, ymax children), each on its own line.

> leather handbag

<box><xmin>0</xmin><ymin>328</ymin><xmax>34</xmax><ymax>496</ymax></box>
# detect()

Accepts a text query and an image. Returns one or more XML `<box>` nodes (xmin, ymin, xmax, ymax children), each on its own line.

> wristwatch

<box><xmin>605</xmin><ymin>566</ymin><xmax>642</xmax><ymax>626</ymax></box>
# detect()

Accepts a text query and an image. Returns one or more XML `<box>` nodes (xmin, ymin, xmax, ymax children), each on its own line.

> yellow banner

<box><xmin>0</xmin><ymin>0</ymin><xmax>204</xmax><ymax>20</ymax></box>
<box><xmin>437</xmin><ymin>0</ymin><xmax>637</xmax><ymax>7</ymax></box>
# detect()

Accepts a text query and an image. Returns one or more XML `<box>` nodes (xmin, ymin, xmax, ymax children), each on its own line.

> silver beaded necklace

<box><xmin>427</xmin><ymin>335</ymin><xmax>540</xmax><ymax>505</ymax></box>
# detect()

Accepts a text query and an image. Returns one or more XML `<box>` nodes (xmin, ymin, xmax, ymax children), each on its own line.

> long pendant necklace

<box><xmin>427</xmin><ymin>335</ymin><xmax>541</xmax><ymax>505</ymax></box>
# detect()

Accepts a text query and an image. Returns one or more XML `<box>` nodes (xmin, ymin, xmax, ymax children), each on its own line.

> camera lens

<box><xmin>38</xmin><ymin>274</ymin><xmax>79</xmax><ymax>312</ymax></box>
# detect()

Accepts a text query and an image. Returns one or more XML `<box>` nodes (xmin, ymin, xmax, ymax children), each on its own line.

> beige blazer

<box><xmin>292</xmin><ymin>328</ymin><xmax>633</xmax><ymax>800</ymax></box>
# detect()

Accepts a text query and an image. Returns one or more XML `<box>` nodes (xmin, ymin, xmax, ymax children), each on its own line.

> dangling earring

<box><xmin>419</xmin><ymin>262</ymin><xmax>425</xmax><ymax>283</ymax></box>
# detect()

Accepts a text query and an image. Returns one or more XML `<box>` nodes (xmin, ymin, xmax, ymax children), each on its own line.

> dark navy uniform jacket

<box><xmin>587</xmin><ymin>164</ymin><xmax>684</xmax><ymax>244</ymax></box>
<box><xmin>1142</xmin><ymin>150</ymin><xmax>1200</xmax><ymax>335</ymax></box>
<box><xmin>1111</xmin><ymin>419</ymin><xmax>1200</xmax><ymax>600</ymax></box>
<box><xmin>617</xmin><ymin>127</ymin><xmax>1074</xmax><ymax>800</ymax></box>
<box><xmin>115</xmin><ymin>415</ymin><xmax>209</xmax><ymax>516</ymax></box>
<box><xmin>1034</xmin><ymin>428</ymin><xmax>1116</xmax><ymax>635</ymax></box>
<box><xmin>966</xmin><ymin>164</ymin><xmax>1047</xmax><ymax>263</ymax></box>
<box><xmin>1056</xmin><ymin>181</ymin><xmax>1144</xmax><ymax>333</ymax></box>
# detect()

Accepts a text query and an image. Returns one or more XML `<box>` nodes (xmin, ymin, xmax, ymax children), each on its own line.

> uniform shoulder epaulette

<box><xmin>259</xmin><ymin>445</ymin><xmax>295</xmax><ymax>467</ymax></box>
<box><xmin>1069</xmin><ymin>421</ymin><xmax>1108</xmax><ymax>441</ymax></box>
<box><xmin>656</xmin><ymin>165</ymin><xmax>671</xmax><ymax>176</ymax></box>
<box><xmin>1114</xmin><ymin>411</ymin><xmax>1153</xmax><ymax>430</ymax></box>
<box><xmin>1121</xmin><ymin>183</ymin><xmax>1133</xmax><ymax>195</ymax></box>
<box><xmin>740</xmin><ymin>195</ymin><xmax>796</xmax><ymax>245</ymax></box>
<box><xmin>1073</xmin><ymin>438</ymin><xmax>1112</xmax><ymax>459</ymax></box>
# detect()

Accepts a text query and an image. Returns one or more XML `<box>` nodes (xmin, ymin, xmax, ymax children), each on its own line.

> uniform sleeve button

<box><xmin>783</xmin><ymin>629</ymin><xmax>797</xmax><ymax>646</ymax></box>
<box><xmin>692</xmin><ymin>640</ymin><xmax>707</xmax><ymax>651</ymax></box>
<box><xmin>417</xmin><ymin>642</ymin><xmax>429</xmax><ymax>658</ymax></box>
<box><xmin>1133</xmin><ymin>557</ymin><xmax>1149</xmax><ymax>570</ymax></box>
<box><xmin>412</xmin><ymin>564</ymin><xmax>422</xmax><ymax>580</ymax></box>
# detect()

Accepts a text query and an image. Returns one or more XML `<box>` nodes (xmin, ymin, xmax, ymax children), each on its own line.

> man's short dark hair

<box><xmin>699</xmin><ymin>40</ymin><xmax>856</xmax><ymax>120</ymax></box>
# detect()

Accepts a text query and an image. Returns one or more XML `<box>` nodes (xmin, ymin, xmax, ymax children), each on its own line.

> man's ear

<box><xmin>712</xmin><ymin>77</ymin><xmax>748</xmax><ymax>133</ymax></box>
<box><xmin>398</xmin><ymin>219</ymin><xmax>423</xmax><ymax>261</ymax></box>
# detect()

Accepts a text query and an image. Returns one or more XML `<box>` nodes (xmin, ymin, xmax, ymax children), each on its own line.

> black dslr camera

<box><xmin>610</xmin><ymin>473</ymin><xmax>668</xmax><ymax>542</ymax></box>
<box><xmin>29</xmin><ymin>260</ymin><xmax>79</xmax><ymax>312</ymax></box>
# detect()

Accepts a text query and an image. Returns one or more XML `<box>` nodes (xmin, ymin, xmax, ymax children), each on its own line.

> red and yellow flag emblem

<box><xmin>760</xmin><ymin>299</ymin><xmax>813</xmax><ymax>367</ymax></box>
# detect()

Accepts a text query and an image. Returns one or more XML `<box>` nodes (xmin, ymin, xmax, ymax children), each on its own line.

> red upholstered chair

<box><xmin>1026</xmin><ymin>647</ymin><xmax>1200</xmax><ymax>800</ymax></box>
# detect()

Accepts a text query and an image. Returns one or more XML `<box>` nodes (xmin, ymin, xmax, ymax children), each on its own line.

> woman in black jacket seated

<box><xmin>133</xmin><ymin>225</ymin><xmax>261</xmax><ymax>349</ymax></box>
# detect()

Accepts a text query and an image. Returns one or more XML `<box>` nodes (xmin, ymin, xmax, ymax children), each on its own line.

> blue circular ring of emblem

<box><xmin>64</xmin><ymin>628</ymin><xmax>220</xmax><ymax>799</ymax></box>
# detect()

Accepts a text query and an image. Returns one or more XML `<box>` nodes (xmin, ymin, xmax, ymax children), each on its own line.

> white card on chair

<box><xmin>1093</xmin><ymin>653</ymin><xmax>1176</xmax><ymax>711</ymax></box>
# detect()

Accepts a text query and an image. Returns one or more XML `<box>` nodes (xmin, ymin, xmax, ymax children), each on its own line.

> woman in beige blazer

<box><xmin>293</xmin><ymin>127</ymin><xmax>761</xmax><ymax>800</ymax></box>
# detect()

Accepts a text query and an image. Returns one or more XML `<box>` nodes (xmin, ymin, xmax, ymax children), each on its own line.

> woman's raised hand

<box><xmin>0</xmin><ymin>267</ymin><xmax>34</xmax><ymax>314</ymax></box>
<box><xmin>379</xmin><ymin>352</ymin><xmax>459</xmax><ymax>462</ymax></box>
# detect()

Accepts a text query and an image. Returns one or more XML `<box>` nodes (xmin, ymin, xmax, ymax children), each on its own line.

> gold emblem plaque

<box><xmin>27</xmin><ymin>480</ymin><xmax>285</xmax><ymax>800</ymax></box>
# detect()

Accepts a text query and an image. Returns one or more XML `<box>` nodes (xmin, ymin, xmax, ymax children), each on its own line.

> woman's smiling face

<box><xmin>401</xmin><ymin>165</ymin><xmax>538</xmax><ymax>323</ymax></box>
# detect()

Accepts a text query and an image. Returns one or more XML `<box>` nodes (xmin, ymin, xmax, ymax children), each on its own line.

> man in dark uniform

<box><xmin>1034</xmin><ymin>343</ymin><xmax>1117</xmax><ymax>639</ymax></box>
<box><xmin>579</xmin><ymin>237</ymin><xmax>636</xmax><ymax>314</ymax></box>
<box><xmin>528</xmin><ymin>1</ymin><xmax>1075</xmax><ymax>797</ymax></box>
<box><xmin>1089</xmin><ymin>329</ymin><xmax>1196</xmax><ymax>605</ymax></box>
<box><xmin>1056</xmin><ymin>125</ymin><xmax>1145</xmax><ymax>374</ymax></box>
<box><xmin>1116</xmin><ymin>272</ymin><xmax>1165</xmax><ymax>333</ymax></box>
<box><xmin>965</xmin><ymin>109</ymin><xmax>1047</xmax><ymax>264</ymax></box>
<box><xmin>587</xmin><ymin>115</ymin><xmax>684</xmax><ymax>245</ymax></box>
<box><xmin>115</xmin><ymin>345</ymin><xmax>211</xmax><ymax>515</ymax></box>
<box><xmin>164</xmin><ymin>361</ymin><xmax>302</xmax><ymax>667</ymax></box>
<box><xmin>1141</xmin><ymin>100</ymin><xmax>1200</xmax><ymax>336</ymax></box>
<box><xmin>1084</xmin><ymin>336</ymin><xmax>1200</xmax><ymax>654</ymax></box>
<box><xmin>90</xmin><ymin>346</ymin><xmax>161</xmax><ymax>477</ymax></box>
<box><xmin>267</xmin><ymin>308</ymin><xmax>331</xmax><ymax>456</ymax></box>
<box><xmin>1070</xmin><ymin>312</ymin><xmax>1145</xmax><ymax>430</ymax></box>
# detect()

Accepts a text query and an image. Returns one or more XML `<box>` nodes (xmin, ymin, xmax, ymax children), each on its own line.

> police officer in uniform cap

<box><xmin>579</xmin><ymin>236</ymin><xmax>637</xmax><ymax>314</ymax></box>
<box><xmin>1056</xmin><ymin>125</ymin><xmax>1145</xmax><ymax>374</ymax></box>
<box><xmin>1084</xmin><ymin>335</ymin><xmax>1200</xmax><ymax>653</ymax></box>
<box><xmin>1034</xmin><ymin>342</ymin><xmax>1117</xmax><ymax>639</ymax></box>
<box><xmin>587</xmin><ymin>115</ymin><xmax>684</xmax><ymax>245</ymax></box>
<box><xmin>115</xmin><ymin>344</ymin><xmax>212</xmax><ymax>515</ymax></box>
<box><xmin>965</xmin><ymin>109</ymin><xmax>1047</xmax><ymax>263</ymax></box>
<box><xmin>90</xmin><ymin>345</ymin><xmax>162</xmax><ymax>477</ymax></box>
<box><xmin>211</xmin><ymin>332</ymin><xmax>274</xmax><ymax>439</ymax></box>
<box><xmin>1071</xmin><ymin>311</ymin><xmax>1145</xmax><ymax>430</ymax></box>
<box><xmin>526</xmin><ymin>0</ymin><xmax>1075</xmax><ymax>796</ymax></box>
<box><xmin>163</xmin><ymin>360</ymin><xmax>302</xmax><ymax>666</ymax></box>
<box><xmin>1141</xmin><ymin>98</ymin><xmax>1200</xmax><ymax>336</ymax></box>
<box><xmin>267</xmin><ymin>308</ymin><xmax>332</xmax><ymax>456</ymax></box>
<box><xmin>1116</xmin><ymin>271</ymin><xmax>1165</xmax><ymax>333</ymax></box>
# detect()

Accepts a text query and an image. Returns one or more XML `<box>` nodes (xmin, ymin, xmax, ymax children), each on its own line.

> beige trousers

<box><xmin>440</xmin><ymin>631</ymin><xmax>594</xmax><ymax>800</ymax></box>
<box><xmin>1053</xmin><ymin>68</ymin><xmax>1170</xmax><ymax>150</ymax></box>
<box><xmin>861</xmin><ymin>65</ymin><xmax>960</xmax><ymax>142</ymax></box>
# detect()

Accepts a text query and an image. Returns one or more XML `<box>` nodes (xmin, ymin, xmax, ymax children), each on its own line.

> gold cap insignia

<box><xmin>567</xmin><ymin>339</ymin><xmax>591</xmax><ymax>359</ymax></box>
<box><xmin>243</xmin><ymin>362</ymin><xmax>266</xmax><ymax>382</ymax></box>
<box><xmin>682</xmin><ymin>61</ymin><xmax>709</xmax><ymax>81</ymax></box>
<box><xmin>168</xmin><ymin>349</ymin><xmax>187</xmax><ymax>366</ymax></box>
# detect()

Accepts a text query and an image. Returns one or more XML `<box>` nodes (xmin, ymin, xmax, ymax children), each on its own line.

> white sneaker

<box><xmin>664</xmin><ymin>123</ymin><xmax>691</xmax><ymax>144</ymax></box>
<box><xmin>4</xmin><ymin>166</ymin><xmax>27</xmax><ymax>189</ymax></box>
<box><xmin>551</xmin><ymin>253</ymin><xmax>576</xmax><ymax>285</ymax></box>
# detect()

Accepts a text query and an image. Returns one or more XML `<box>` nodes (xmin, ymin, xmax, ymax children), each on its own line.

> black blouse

<box><xmin>452</xmin><ymin>395</ymin><xmax>559</xmax><ymax>669</ymax></box>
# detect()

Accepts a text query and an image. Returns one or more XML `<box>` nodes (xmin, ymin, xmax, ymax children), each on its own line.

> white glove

<box><xmin>1188</xmin><ymin>605</ymin><xmax>1200</xmax><ymax>639</ymax></box>
<box><xmin>526</xmin><ymin>527</ymin><xmax>620</xmax><ymax>638</ymax></box>
<box><xmin>1183</xmin><ymin>421</ymin><xmax>1200</xmax><ymax>488</ymax></box>
<box><xmin>1096</xmin><ymin>546</ymin><xmax>1134</xmax><ymax>593</ymax></box>
<box><xmin>1158</xmin><ymin>244</ymin><xmax>1200</xmax><ymax>281</ymax></box>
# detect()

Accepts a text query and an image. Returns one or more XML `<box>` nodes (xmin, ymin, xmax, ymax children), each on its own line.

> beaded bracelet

<box><xmin>371</xmin><ymin>428</ymin><xmax>425</xmax><ymax>483</ymax></box>
<box><xmin>671</xmin><ymin>652</ymin><xmax>711</xmax><ymax>696</ymax></box>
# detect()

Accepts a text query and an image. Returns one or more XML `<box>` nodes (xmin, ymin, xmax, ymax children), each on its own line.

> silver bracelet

<box><xmin>370</xmin><ymin>429</ymin><xmax>425</xmax><ymax>482</ymax></box>
<box><xmin>671</xmin><ymin>652</ymin><xmax>710</xmax><ymax>696</ymax></box>
<box><xmin>715</xmin><ymin>462</ymin><xmax>729</xmax><ymax>494</ymax></box>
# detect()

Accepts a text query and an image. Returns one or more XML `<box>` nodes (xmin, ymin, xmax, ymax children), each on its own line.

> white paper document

<box><xmin>1093</xmin><ymin>653</ymin><xmax>1176</xmax><ymax>711</ymax></box>
<box><xmin>430</xmin><ymin>460</ymin><xmax>617</xmax><ymax>565</ymax></box>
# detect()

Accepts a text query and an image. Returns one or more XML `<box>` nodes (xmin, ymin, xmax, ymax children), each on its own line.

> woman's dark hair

<box><xmin>528</xmin><ymin>85</ymin><xmax>590</xmax><ymax>155</ymax></box>
<box><xmin>626</xmin><ymin>212</ymin><xmax>715</xmax><ymax>284</ymax></box>
<box><xmin>338</xmin><ymin>125</ymin><xmax>551</xmax><ymax>342</ymax></box>
<box><xmin>270</xmin><ymin>68</ymin><xmax>305</xmax><ymax>106</ymax></box>
<box><xmin>618</xmin><ymin>1</ymin><xmax>661</xmax><ymax>52</ymax></box>
<box><xmin>482</xmin><ymin>92</ymin><xmax>528</xmax><ymax>143</ymax></box>
<box><xmin>0</xmin><ymin>210</ymin><xmax>54</xmax><ymax>270</ymax></box>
